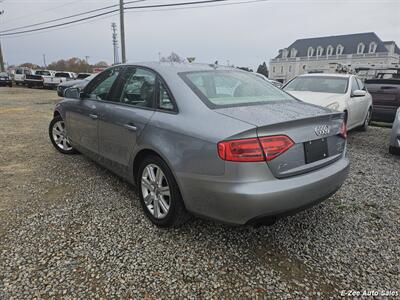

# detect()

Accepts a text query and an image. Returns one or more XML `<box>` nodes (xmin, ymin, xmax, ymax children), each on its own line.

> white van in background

<box><xmin>14</xmin><ymin>67</ymin><xmax>34</xmax><ymax>86</ymax></box>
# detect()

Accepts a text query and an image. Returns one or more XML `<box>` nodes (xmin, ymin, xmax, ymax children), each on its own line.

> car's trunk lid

<box><xmin>215</xmin><ymin>101</ymin><xmax>346</xmax><ymax>178</ymax></box>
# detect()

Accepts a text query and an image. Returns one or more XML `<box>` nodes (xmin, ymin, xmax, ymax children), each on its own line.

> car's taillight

<box><xmin>339</xmin><ymin>121</ymin><xmax>347</xmax><ymax>139</ymax></box>
<box><xmin>217</xmin><ymin>138</ymin><xmax>264</xmax><ymax>162</ymax></box>
<box><xmin>217</xmin><ymin>135</ymin><xmax>294</xmax><ymax>162</ymax></box>
<box><xmin>259</xmin><ymin>135</ymin><xmax>294</xmax><ymax>161</ymax></box>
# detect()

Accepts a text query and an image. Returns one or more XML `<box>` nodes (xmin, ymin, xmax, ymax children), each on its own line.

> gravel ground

<box><xmin>0</xmin><ymin>87</ymin><xmax>399</xmax><ymax>299</ymax></box>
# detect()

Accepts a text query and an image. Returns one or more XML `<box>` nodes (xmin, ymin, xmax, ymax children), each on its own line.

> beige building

<box><xmin>269</xmin><ymin>32</ymin><xmax>400</xmax><ymax>83</ymax></box>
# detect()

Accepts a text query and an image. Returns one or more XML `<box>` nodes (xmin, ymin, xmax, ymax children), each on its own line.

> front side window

<box><xmin>351</xmin><ymin>77</ymin><xmax>360</xmax><ymax>93</ymax></box>
<box><xmin>85</xmin><ymin>67</ymin><xmax>121</xmax><ymax>100</ymax></box>
<box><xmin>119</xmin><ymin>67</ymin><xmax>155</xmax><ymax>108</ymax></box>
<box><xmin>284</xmin><ymin>76</ymin><xmax>348</xmax><ymax>94</ymax></box>
<box><xmin>180</xmin><ymin>70</ymin><xmax>293</xmax><ymax>108</ymax></box>
<box><xmin>356</xmin><ymin>78</ymin><xmax>365</xmax><ymax>90</ymax></box>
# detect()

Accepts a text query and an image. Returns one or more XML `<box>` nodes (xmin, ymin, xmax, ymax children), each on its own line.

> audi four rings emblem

<box><xmin>314</xmin><ymin>125</ymin><xmax>330</xmax><ymax>136</ymax></box>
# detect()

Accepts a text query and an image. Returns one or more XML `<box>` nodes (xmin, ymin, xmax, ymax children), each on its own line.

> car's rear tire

<box><xmin>137</xmin><ymin>155</ymin><xmax>190</xmax><ymax>228</ymax></box>
<box><xmin>360</xmin><ymin>107</ymin><xmax>372</xmax><ymax>132</ymax></box>
<box><xmin>49</xmin><ymin>115</ymin><xmax>78</xmax><ymax>155</ymax></box>
<box><xmin>389</xmin><ymin>146</ymin><xmax>400</xmax><ymax>155</ymax></box>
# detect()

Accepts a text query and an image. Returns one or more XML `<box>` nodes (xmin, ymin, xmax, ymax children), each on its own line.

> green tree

<box><xmin>256</xmin><ymin>62</ymin><xmax>269</xmax><ymax>78</ymax></box>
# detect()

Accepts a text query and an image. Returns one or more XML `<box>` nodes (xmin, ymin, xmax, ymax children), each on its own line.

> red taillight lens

<box><xmin>217</xmin><ymin>135</ymin><xmax>294</xmax><ymax>162</ymax></box>
<box><xmin>259</xmin><ymin>135</ymin><xmax>294</xmax><ymax>161</ymax></box>
<box><xmin>339</xmin><ymin>121</ymin><xmax>347</xmax><ymax>139</ymax></box>
<box><xmin>217</xmin><ymin>138</ymin><xmax>264</xmax><ymax>162</ymax></box>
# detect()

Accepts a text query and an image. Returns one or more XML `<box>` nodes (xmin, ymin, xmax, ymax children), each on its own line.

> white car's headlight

<box><xmin>327</xmin><ymin>102</ymin><xmax>340</xmax><ymax>111</ymax></box>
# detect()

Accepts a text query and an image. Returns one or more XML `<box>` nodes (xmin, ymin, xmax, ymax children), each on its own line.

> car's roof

<box><xmin>123</xmin><ymin>61</ymin><xmax>233</xmax><ymax>73</ymax></box>
<box><xmin>298</xmin><ymin>73</ymin><xmax>353</xmax><ymax>78</ymax></box>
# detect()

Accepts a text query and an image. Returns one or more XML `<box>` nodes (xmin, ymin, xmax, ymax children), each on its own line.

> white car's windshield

<box><xmin>284</xmin><ymin>76</ymin><xmax>348</xmax><ymax>94</ymax></box>
<box><xmin>181</xmin><ymin>70</ymin><xmax>293</xmax><ymax>108</ymax></box>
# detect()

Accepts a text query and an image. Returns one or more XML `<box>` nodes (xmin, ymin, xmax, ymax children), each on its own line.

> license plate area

<box><xmin>304</xmin><ymin>138</ymin><xmax>329</xmax><ymax>164</ymax></box>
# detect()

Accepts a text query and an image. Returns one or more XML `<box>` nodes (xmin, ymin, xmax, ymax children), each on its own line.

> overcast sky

<box><xmin>1</xmin><ymin>0</ymin><xmax>399</xmax><ymax>69</ymax></box>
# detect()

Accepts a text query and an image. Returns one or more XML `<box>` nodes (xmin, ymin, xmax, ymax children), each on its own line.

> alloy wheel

<box><xmin>141</xmin><ymin>164</ymin><xmax>171</xmax><ymax>219</ymax></box>
<box><xmin>52</xmin><ymin>120</ymin><xmax>72</xmax><ymax>151</ymax></box>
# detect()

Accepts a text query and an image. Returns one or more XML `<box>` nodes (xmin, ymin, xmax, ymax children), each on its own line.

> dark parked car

<box><xmin>0</xmin><ymin>72</ymin><xmax>12</xmax><ymax>87</ymax></box>
<box><xmin>389</xmin><ymin>108</ymin><xmax>400</xmax><ymax>155</ymax></box>
<box><xmin>57</xmin><ymin>73</ymin><xmax>97</xmax><ymax>97</ymax></box>
<box><xmin>365</xmin><ymin>71</ymin><xmax>400</xmax><ymax>123</ymax></box>
<box><xmin>49</xmin><ymin>62</ymin><xmax>349</xmax><ymax>227</ymax></box>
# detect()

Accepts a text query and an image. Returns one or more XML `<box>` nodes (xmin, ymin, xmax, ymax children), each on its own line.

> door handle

<box><xmin>124</xmin><ymin>123</ymin><xmax>138</xmax><ymax>131</ymax></box>
<box><xmin>89</xmin><ymin>114</ymin><xmax>98</xmax><ymax>120</ymax></box>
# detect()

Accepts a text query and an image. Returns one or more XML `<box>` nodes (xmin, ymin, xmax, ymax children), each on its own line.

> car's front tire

<box><xmin>49</xmin><ymin>115</ymin><xmax>78</xmax><ymax>154</ymax></box>
<box><xmin>360</xmin><ymin>107</ymin><xmax>372</xmax><ymax>131</ymax></box>
<box><xmin>137</xmin><ymin>155</ymin><xmax>190</xmax><ymax>228</ymax></box>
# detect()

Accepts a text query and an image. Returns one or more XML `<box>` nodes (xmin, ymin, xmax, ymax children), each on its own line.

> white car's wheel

<box><xmin>360</xmin><ymin>108</ymin><xmax>372</xmax><ymax>132</ymax></box>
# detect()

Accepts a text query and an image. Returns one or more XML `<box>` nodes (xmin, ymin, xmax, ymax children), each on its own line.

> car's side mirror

<box><xmin>64</xmin><ymin>87</ymin><xmax>85</xmax><ymax>99</ymax></box>
<box><xmin>351</xmin><ymin>90</ymin><xmax>366</xmax><ymax>97</ymax></box>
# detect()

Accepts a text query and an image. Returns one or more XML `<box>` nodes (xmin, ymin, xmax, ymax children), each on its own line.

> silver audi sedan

<box><xmin>49</xmin><ymin>62</ymin><xmax>349</xmax><ymax>227</ymax></box>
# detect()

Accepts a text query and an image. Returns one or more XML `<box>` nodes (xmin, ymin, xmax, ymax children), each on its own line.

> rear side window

<box><xmin>158</xmin><ymin>82</ymin><xmax>174</xmax><ymax>111</ymax></box>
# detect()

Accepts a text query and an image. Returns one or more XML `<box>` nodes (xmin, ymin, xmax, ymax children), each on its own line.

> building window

<box><xmin>290</xmin><ymin>48</ymin><xmax>297</xmax><ymax>58</ymax></box>
<box><xmin>357</xmin><ymin>43</ymin><xmax>365</xmax><ymax>54</ymax></box>
<box><xmin>336</xmin><ymin>44</ymin><xmax>344</xmax><ymax>55</ymax></box>
<box><xmin>326</xmin><ymin>45</ymin><xmax>333</xmax><ymax>56</ymax></box>
<box><xmin>273</xmin><ymin>66</ymin><xmax>275</xmax><ymax>73</ymax></box>
<box><xmin>369</xmin><ymin>42</ymin><xmax>377</xmax><ymax>53</ymax></box>
<box><xmin>280</xmin><ymin>66</ymin><xmax>284</xmax><ymax>73</ymax></box>
<box><xmin>282</xmin><ymin>49</ymin><xmax>288</xmax><ymax>59</ymax></box>
<box><xmin>307</xmin><ymin>47</ymin><xmax>314</xmax><ymax>57</ymax></box>
<box><xmin>316</xmin><ymin>46</ymin><xmax>324</xmax><ymax>57</ymax></box>
<box><xmin>289</xmin><ymin>65</ymin><xmax>292</xmax><ymax>72</ymax></box>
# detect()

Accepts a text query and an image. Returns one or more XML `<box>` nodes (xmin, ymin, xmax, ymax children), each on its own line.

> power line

<box><xmin>0</xmin><ymin>0</ymin><xmax>268</xmax><ymax>37</ymax></box>
<box><xmin>0</xmin><ymin>0</ymin><xmax>146</xmax><ymax>33</ymax></box>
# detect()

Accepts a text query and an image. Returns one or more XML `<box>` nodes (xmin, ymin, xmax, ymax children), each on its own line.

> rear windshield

<box><xmin>55</xmin><ymin>72</ymin><xmax>70</xmax><ymax>78</ymax></box>
<box><xmin>284</xmin><ymin>76</ymin><xmax>348</xmax><ymax>94</ymax></box>
<box><xmin>180</xmin><ymin>70</ymin><xmax>293</xmax><ymax>108</ymax></box>
<box><xmin>77</xmin><ymin>73</ymin><xmax>91</xmax><ymax>79</ymax></box>
<box><xmin>35</xmin><ymin>70</ymin><xmax>51</xmax><ymax>76</ymax></box>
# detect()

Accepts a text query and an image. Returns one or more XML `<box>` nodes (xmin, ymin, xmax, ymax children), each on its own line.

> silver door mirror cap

<box><xmin>351</xmin><ymin>90</ymin><xmax>366</xmax><ymax>97</ymax></box>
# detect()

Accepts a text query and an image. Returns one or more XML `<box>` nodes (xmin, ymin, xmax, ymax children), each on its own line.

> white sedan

<box><xmin>283</xmin><ymin>74</ymin><xmax>373</xmax><ymax>131</ymax></box>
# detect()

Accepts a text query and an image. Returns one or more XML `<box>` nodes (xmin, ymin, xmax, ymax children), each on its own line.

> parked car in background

<box><xmin>49</xmin><ymin>62</ymin><xmax>349</xmax><ymax>227</ymax></box>
<box><xmin>14</xmin><ymin>67</ymin><xmax>33</xmax><ymax>86</ymax></box>
<box><xmin>25</xmin><ymin>70</ymin><xmax>55</xmax><ymax>88</ymax></box>
<box><xmin>253</xmin><ymin>72</ymin><xmax>283</xmax><ymax>88</ymax></box>
<box><xmin>389</xmin><ymin>108</ymin><xmax>400</xmax><ymax>155</ymax></box>
<box><xmin>283</xmin><ymin>74</ymin><xmax>373</xmax><ymax>131</ymax></box>
<box><xmin>46</xmin><ymin>72</ymin><xmax>76</xmax><ymax>89</ymax></box>
<box><xmin>76</xmin><ymin>73</ymin><xmax>92</xmax><ymax>80</ymax></box>
<box><xmin>0</xmin><ymin>72</ymin><xmax>13</xmax><ymax>87</ymax></box>
<box><xmin>57</xmin><ymin>73</ymin><xmax>97</xmax><ymax>97</ymax></box>
<box><xmin>365</xmin><ymin>71</ymin><xmax>400</xmax><ymax>123</ymax></box>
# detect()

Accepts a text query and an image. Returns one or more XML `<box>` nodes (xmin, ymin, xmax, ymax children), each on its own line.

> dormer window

<box><xmin>290</xmin><ymin>48</ymin><xmax>297</xmax><ymax>58</ymax></box>
<box><xmin>326</xmin><ymin>45</ymin><xmax>334</xmax><ymax>56</ymax></box>
<box><xmin>307</xmin><ymin>47</ymin><xmax>314</xmax><ymax>57</ymax></box>
<box><xmin>316</xmin><ymin>46</ymin><xmax>324</xmax><ymax>57</ymax></box>
<box><xmin>282</xmin><ymin>49</ymin><xmax>288</xmax><ymax>59</ymax></box>
<box><xmin>369</xmin><ymin>42</ymin><xmax>377</xmax><ymax>53</ymax></box>
<box><xmin>357</xmin><ymin>43</ymin><xmax>365</xmax><ymax>54</ymax></box>
<box><xmin>336</xmin><ymin>44</ymin><xmax>344</xmax><ymax>55</ymax></box>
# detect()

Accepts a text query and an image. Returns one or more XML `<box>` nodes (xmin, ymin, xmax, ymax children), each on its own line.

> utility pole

<box><xmin>111</xmin><ymin>22</ymin><xmax>119</xmax><ymax>65</ymax></box>
<box><xmin>42</xmin><ymin>54</ymin><xmax>47</xmax><ymax>68</ymax></box>
<box><xmin>119</xmin><ymin>0</ymin><xmax>126</xmax><ymax>63</ymax></box>
<box><xmin>84</xmin><ymin>56</ymin><xmax>90</xmax><ymax>72</ymax></box>
<box><xmin>0</xmin><ymin>10</ymin><xmax>5</xmax><ymax>72</ymax></box>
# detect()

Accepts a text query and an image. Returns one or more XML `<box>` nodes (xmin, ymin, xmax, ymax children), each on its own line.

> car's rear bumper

<box><xmin>179</xmin><ymin>157</ymin><xmax>350</xmax><ymax>225</ymax></box>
